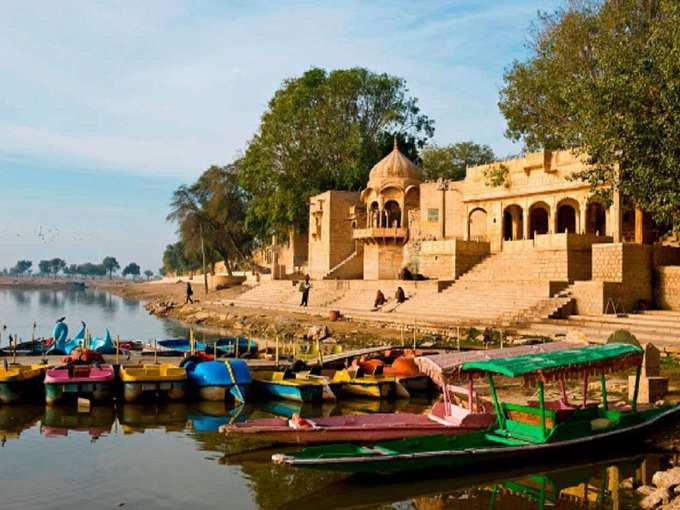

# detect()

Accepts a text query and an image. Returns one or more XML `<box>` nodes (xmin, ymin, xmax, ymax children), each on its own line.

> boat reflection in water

<box><xmin>274</xmin><ymin>453</ymin><xmax>666</xmax><ymax>510</ymax></box>
<box><xmin>118</xmin><ymin>402</ymin><xmax>189</xmax><ymax>434</ymax></box>
<box><xmin>0</xmin><ymin>404</ymin><xmax>42</xmax><ymax>445</ymax></box>
<box><xmin>188</xmin><ymin>401</ymin><xmax>248</xmax><ymax>433</ymax></box>
<box><xmin>41</xmin><ymin>405</ymin><xmax>115</xmax><ymax>441</ymax></box>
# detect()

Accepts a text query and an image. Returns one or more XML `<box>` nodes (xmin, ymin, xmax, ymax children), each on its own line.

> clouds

<box><xmin>0</xmin><ymin>0</ymin><xmax>561</xmax><ymax>179</ymax></box>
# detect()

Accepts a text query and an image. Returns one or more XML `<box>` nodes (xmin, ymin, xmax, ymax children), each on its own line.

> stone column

<box><xmin>464</xmin><ymin>205</ymin><xmax>470</xmax><ymax>241</ymax></box>
<box><xmin>635</xmin><ymin>207</ymin><xmax>644</xmax><ymax>244</ymax></box>
<box><xmin>522</xmin><ymin>205</ymin><xmax>530</xmax><ymax>240</ymax></box>
<box><xmin>579</xmin><ymin>202</ymin><xmax>587</xmax><ymax>234</ymax></box>
<box><xmin>610</xmin><ymin>190</ymin><xmax>622</xmax><ymax>242</ymax></box>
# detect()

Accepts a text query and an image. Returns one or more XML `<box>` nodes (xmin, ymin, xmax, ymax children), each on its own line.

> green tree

<box><xmin>9</xmin><ymin>260</ymin><xmax>32</xmax><ymax>275</ymax></box>
<box><xmin>420</xmin><ymin>142</ymin><xmax>496</xmax><ymax>181</ymax></box>
<box><xmin>49</xmin><ymin>258</ymin><xmax>66</xmax><ymax>276</ymax></box>
<box><xmin>38</xmin><ymin>260</ymin><xmax>51</xmax><ymax>275</ymax></box>
<box><xmin>122</xmin><ymin>262</ymin><xmax>141</xmax><ymax>279</ymax></box>
<box><xmin>162</xmin><ymin>241</ymin><xmax>198</xmax><ymax>276</ymax></box>
<box><xmin>239</xmin><ymin>67</ymin><xmax>434</xmax><ymax>239</ymax></box>
<box><xmin>499</xmin><ymin>0</ymin><xmax>680</xmax><ymax>227</ymax></box>
<box><xmin>102</xmin><ymin>257</ymin><xmax>120</xmax><ymax>279</ymax></box>
<box><xmin>168</xmin><ymin>164</ymin><xmax>252</xmax><ymax>275</ymax></box>
<box><xmin>144</xmin><ymin>270</ymin><xmax>154</xmax><ymax>280</ymax></box>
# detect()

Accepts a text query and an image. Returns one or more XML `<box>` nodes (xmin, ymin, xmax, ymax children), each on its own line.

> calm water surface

<box><xmin>0</xmin><ymin>288</ymin><xmax>674</xmax><ymax>509</ymax></box>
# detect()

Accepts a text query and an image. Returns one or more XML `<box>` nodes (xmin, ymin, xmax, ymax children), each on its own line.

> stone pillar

<box><xmin>628</xmin><ymin>343</ymin><xmax>669</xmax><ymax>404</ymax></box>
<box><xmin>610</xmin><ymin>191</ymin><xmax>622</xmax><ymax>242</ymax></box>
<box><xmin>522</xmin><ymin>205</ymin><xmax>529</xmax><ymax>240</ymax></box>
<box><xmin>549</xmin><ymin>199</ymin><xmax>556</xmax><ymax>234</ymax></box>
<box><xmin>635</xmin><ymin>207</ymin><xmax>644</xmax><ymax>244</ymax></box>
<box><xmin>440</xmin><ymin>189</ymin><xmax>446</xmax><ymax>239</ymax></box>
<box><xmin>579</xmin><ymin>202</ymin><xmax>587</xmax><ymax>234</ymax></box>
<box><xmin>464</xmin><ymin>206</ymin><xmax>470</xmax><ymax>241</ymax></box>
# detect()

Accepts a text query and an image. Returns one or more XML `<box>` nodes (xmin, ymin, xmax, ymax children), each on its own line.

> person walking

<box><xmin>299</xmin><ymin>275</ymin><xmax>312</xmax><ymax>307</ymax></box>
<box><xmin>185</xmin><ymin>282</ymin><xmax>194</xmax><ymax>304</ymax></box>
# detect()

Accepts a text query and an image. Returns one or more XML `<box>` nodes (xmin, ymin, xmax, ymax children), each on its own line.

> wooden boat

<box><xmin>183</xmin><ymin>359</ymin><xmax>251</xmax><ymax>403</ymax></box>
<box><xmin>44</xmin><ymin>363</ymin><xmax>115</xmax><ymax>405</ymax></box>
<box><xmin>0</xmin><ymin>361</ymin><xmax>47</xmax><ymax>404</ymax></box>
<box><xmin>253</xmin><ymin>370</ymin><xmax>328</xmax><ymax>403</ymax></box>
<box><xmin>273</xmin><ymin>343</ymin><xmax>680</xmax><ymax>473</ymax></box>
<box><xmin>119</xmin><ymin>363</ymin><xmax>187</xmax><ymax>402</ymax></box>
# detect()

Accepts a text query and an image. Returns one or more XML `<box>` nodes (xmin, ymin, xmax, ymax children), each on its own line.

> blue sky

<box><xmin>0</xmin><ymin>0</ymin><xmax>562</xmax><ymax>272</ymax></box>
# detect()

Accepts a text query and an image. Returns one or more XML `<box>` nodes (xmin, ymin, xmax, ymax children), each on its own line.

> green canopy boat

<box><xmin>273</xmin><ymin>343</ymin><xmax>680</xmax><ymax>474</ymax></box>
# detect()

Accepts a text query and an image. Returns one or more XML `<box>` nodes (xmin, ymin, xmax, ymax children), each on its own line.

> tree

<box><xmin>168</xmin><ymin>164</ymin><xmax>252</xmax><ymax>275</ymax></box>
<box><xmin>49</xmin><ymin>258</ymin><xmax>66</xmax><ymax>276</ymax></box>
<box><xmin>144</xmin><ymin>270</ymin><xmax>154</xmax><ymax>280</ymax></box>
<box><xmin>239</xmin><ymin>67</ymin><xmax>434</xmax><ymax>239</ymax></box>
<box><xmin>420</xmin><ymin>142</ymin><xmax>496</xmax><ymax>181</ymax></box>
<box><xmin>162</xmin><ymin>241</ymin><xmax>198</xmax><ymax>276</ymax></box>
<box><xmin>122</xmin><ymin>262</ymin><xmax>141</xmax><ymax>279</ymax></box>
<box><xmin>499</xmin><ymin>0</ymin><xmax>680</xmax><ymax>227</ymax></box>
<box><xmin>38</xmin><ymin>260</ymin><xmax>51</xmax><ymax>275</ymax></box>
<box><xmin>9</xmin><ymin>260</ymin><xmax>32</xmax><ymax>275</ymax></box>
<box><xmin>102</xmin><ymin>257</ymin><xmax>120</xmax><ymax>279</ymax></box>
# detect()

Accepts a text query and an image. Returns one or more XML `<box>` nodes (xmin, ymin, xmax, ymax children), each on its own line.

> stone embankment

<box><xmin>636</xmin><ymin>467</ymin><xmax>680</xmax><ymax>509</ymax></box>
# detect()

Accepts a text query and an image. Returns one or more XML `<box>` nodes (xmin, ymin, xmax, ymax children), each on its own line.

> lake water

<box><xmin>0</xmin><ymin>288</ymin><xmax>672</xmax><ymax>509</ymax></box>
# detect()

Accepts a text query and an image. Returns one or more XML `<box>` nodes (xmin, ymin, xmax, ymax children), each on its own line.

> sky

<box><xmin>0</xmin><ymin>0</ymin><xmax>563</xmax><ymax>272</ymax></box>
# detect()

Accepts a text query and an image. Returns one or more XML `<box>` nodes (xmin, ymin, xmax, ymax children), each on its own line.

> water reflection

<box><xmin>0</xmin><ymin>399</ymin><xmax>674</xmax><ymax>509</ymax></box>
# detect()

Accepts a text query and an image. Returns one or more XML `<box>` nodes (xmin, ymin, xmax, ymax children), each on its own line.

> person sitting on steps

<box><xmin>373</xmin><ymin>289</ymin><xmax>387</xmax><ymax>310</ymax></box>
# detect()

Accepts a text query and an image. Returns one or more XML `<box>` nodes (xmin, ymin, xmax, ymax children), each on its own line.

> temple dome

<box><xmin>367</xmin><ymin>139</ymin><xmax>422</xmax><ymax>190</ymax></box>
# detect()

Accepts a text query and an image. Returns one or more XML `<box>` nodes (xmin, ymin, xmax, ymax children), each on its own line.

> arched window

<box><xmin>469</xmin><ymin>208</ymin><xmax>488</xmax><ymax>241</ymax></box>
<box><xmin>384</xmin><ymin>200</ymin><xmax>402</xmax><ymax>228</ymax></box>
<box><xmin>529</xmin><ymin>202</ymin><xmax>550</xmax><ymax>239</ymax></box>
<box><xmin>503</xmin><ymin>204</ymin><xmax>524</xmax><ymax>240</ymax></box>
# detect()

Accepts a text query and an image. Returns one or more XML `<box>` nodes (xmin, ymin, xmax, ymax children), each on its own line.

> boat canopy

<box><xmin>461</xmin><ymin>343</ymin><xmax>643</xmax><ymax>383</ymax></box>
<box><xmin>414</xmin><ymin>342</ymin><xmax>576</xmax><ymax>387</ymax></box>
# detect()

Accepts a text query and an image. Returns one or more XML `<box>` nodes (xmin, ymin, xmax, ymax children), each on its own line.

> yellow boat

<box><xmin>0</xmin><ymin>362</ymin><xmax>48</xmax><ymax>404</ymax></box>
<box><xmin>119</xmin><ymin>363</ymin><xmax>187</xmax><ymax>402</ymax></box>
<box><xmin>329</xmin><ymin>369</ymin><xmax>410</xmax><ymax>400</ymax></box>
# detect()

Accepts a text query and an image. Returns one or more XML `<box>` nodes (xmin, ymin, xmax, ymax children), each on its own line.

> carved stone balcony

<box><xmin>353</xmin><ymin>227</ymin><xmax>408</xmax><ymax>243</ymax></box>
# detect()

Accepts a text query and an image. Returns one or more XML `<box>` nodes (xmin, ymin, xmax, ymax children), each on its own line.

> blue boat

<box><xmin>157</xmin><ymin>338</ymin><xmax>203</xmax><ymax>354</ymax></box>
<box><xmin>48</xmin><ymin>322</ymin><xmax>86</xmax><ymax>355</ymax></box>
<box><xmin>182</xmin><ymin>359</ymin><xmax>252</xmax><ymax>403</ymax></box>
<box><xmin>90</xmin><ymin>329</ymin><xmax>116</xmax><ymax>354</ymax></box>
<box><xmin>157</xmin><ymin>337</ymin><xmax>257</xmax><ymax>357</ymax></box>
<box><xmin>252</xmin><ymin>371</ymin><xmax>326</xmax><ymax>403</ymax></box>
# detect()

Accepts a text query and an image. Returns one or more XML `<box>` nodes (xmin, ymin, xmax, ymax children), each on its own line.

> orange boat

<box><xmin>357</xmin><ymin>356</ymin><xmax>432</xmax><ymax>393</ymax></box>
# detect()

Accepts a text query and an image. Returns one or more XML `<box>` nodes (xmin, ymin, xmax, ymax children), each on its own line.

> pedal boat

<box><xmin>253</xmin><ymin>370</ymin><xmax>328</xmax><ymax>403</ymax></box>
<box><xmin>44</xmin><ymin>363</ymin><xmax>115</xmax><ymax>405</ymax></box>
<box><xmin>329</xmin><ymin>367</ymin><xmax>409</xmax><ymax>400</ymax></box>
<box><xmin>0</xmin><ymin>361</ymin><xmax>47</xmax><ymax>404</ymax></box>
<box><xmin>183</xmin><ymin>358</ymin><xmax>251</xmax><ymax>403</ymax></box>
<box><xmin>358</xmin><ymin>357</ymin><xmax>431</xmax><ymax>393</ymax></box>
<box><xmin>273</xmin><ymin>343</ymin><xmax>680</xmax><ymax>474</ymax></box>
<box><xmin>119</xmin><ymin>363</ymin><xmax>187</xmax><ymax>402</ymax></box>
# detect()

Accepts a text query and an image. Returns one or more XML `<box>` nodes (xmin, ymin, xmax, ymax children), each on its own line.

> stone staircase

<box><xmin>516</xmin><ymin>310</ymin><xmax>680</xmax><ymax>350</ymax></box>
<box><xmin>323</xmin><ymin>247</ymin><xmax>363</xmax><ymax>280</ymax></box>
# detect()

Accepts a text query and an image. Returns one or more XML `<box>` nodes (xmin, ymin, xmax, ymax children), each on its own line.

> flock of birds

<box><xmin>1</xmin><ymin>226</ymin><xmax>93</xmax><ymax>244</ymax></box>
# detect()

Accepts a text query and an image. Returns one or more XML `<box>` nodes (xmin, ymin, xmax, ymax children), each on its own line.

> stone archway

<box><xmin>556</xmin><ymin>199</ymin><xmax>578</xmax><ymax>233</ymax></box>
<box><xmin>384</xmin><ymin>200</ymin><xmax>401</xmax><ymax>228</ymax></box>
<box><xmin>503</xmin><ymin>204</ymin><xmax>524</xmax><ymax>240</ymax></box>
<box><xmin>369</xmin><ymin>202</ymin><xmax>379</xmax><ymax>228</ymax></box>
<box><xmin>586</xmin><ymin>201</ymin><xmax>607</xmax><ymax>236</ymax></box>
<box><xmin>529</xmin><ymin>202</ymin><xmax>550</xmax><ymax>239</ymax></box>
<box><xmin>468</xmin><ymin>208</ymin><xmax>488</xmax><ymax>241</ymax></box>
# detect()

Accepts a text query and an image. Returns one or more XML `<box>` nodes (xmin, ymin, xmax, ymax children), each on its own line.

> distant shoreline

<box><xmin>0</xmin><ymin>277</ymin><xmax>87</xmax><ymax>290</ymax></box>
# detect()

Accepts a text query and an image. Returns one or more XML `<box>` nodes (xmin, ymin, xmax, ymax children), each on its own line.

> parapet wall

<box><xmin>657</xmin><ymin>266</ymin><xmax>680</xmax><ymax>310</ymax></box>
<box><xmin>417</xmin><ymin>239</ymin><xmax>490</xmax><ymax>280</ymax></box>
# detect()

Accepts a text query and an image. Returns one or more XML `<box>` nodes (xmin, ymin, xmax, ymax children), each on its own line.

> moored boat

<box><xmin>329</xmin><ymin>368</ymin><xmax>408</xmax><ymax>400</ymax></box>
<box><xmin>358</xmin><ymin>356</ymin><xmax>431</xmax><ymax>393</ymax></box>
<box><xmin>119</xmin><ymin>363</ymin><xmax>187</xmax><ymax>402</ymax></box>
<box><xmin>0</xmin><ymin>361</ymin><xmax>48</xmax><ymax>404</ymax></box>
<box><xmin>44</xmin><ymin>363</ymin><xmax>115</xmax><ymax>405</ymax></box>
<box><xmin>253</xmin><ymin>370</ymin><xmax>327</xmax><ymax>403</ymax></box>
<box><xmin>273</xmin><ymin>343</ymin><xmax>680</xmax><ymax>474</ymax></box>
<box><xmin>183</xmin><ymin>358</ymin><xmax>251</xmax><ymax>403</ymax></box>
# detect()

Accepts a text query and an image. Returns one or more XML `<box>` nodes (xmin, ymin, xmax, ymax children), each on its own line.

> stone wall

<box><xmin>363</xmin><ymin>243</ymin><xmax>404</xmax><ymax>280</ymax></box>
<box><xmin>657</xmin><ymin>266</ymin><xmax>680</xmax><ymax>310</ymax></box>
<box><xmin>417</xmin><ymin>239</ymin><xmax>490</xmax><ymax>280</ymax></box>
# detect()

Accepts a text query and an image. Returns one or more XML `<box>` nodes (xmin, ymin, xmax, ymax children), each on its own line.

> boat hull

<box><xmin>45</xmin><ymin>381</ymin><xmax>114</xmax><ymax>405</ymax></box>
<box><xmin>273</xmin><ymin>406</ymin><xmax>680</xmax><ymax>474</ymax></box>
<box><xmin>397</xmin><ymin>375</ymin><xmax>432</xmax><ymax>393</ymax></box>
<box><xmin>255</xmin><ymin>381</ymin><xmax>324</xmax><ymax>403</ymax></box>
<box><xmin>123</xmin><ymin>381</ymin><xmax>186</xmax><ymax>403</ymax></box>
<box><xmin>198</xmin><ymin>384</ymin><xmax>250</xmax><ymax>402</ymax></box>
<box><xmin>341</xmin><ymin>380</ymin><xmax>394</xmax><ymax>400</ymax></box>
<box><xmin>0</xmin><ymin>376</ymin><xmax>44</xmax><ymax>404</ymax></box>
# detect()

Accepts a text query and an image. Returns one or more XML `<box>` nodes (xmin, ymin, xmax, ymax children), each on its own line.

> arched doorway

<box><xmin>369</xmin><ymin>202</ymin><xmax>379</xmax><ymax>228</ymax></box>
<box><xmin>529</xmin><ymin>202</ymin><xmax>550</xmax><ymax>239</ymax></box>
<box><xmin>556</xmin><ymin>200</ymin><xmax>578</xmax><ymax>234</ymax></box>
<box><xmin>503</xmin><ymin>204</ymin><xmax>524</xmax><ymax>241</ymax></box>
<box><xmin>384</xmin><ymin>200</ymin><xmax>401</xmax><ymax>228</ymax></box>
<box><xmin>586</xmin><ymin>201</ymin><xmax>607</xmax><ymax>236</ymax></box>
<box><xmin>468</xmin><ymin>208</ymin><xmax>488</xmax><ymax>241</ymax></box>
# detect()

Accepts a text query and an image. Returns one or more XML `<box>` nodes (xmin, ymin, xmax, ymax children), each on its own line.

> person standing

<box><xmin>186</xmin><ymin>282</ymin><xmax>194</xmax><ymax>304</ymax></box>
<box><xmin>300</xmin><ymin>275</ymin><xmax>311</xmax><ymax>307</ymax></box>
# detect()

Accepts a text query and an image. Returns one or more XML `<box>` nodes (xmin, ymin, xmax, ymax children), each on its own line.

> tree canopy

<box><xmin>238</xmin><ymin>67</ymin><xmax>434</xmax><ymax>239</ymax></box>
<box><xmin>168</xmin><ymin>164</ymin><xmax>252</xmax><ymax>275</ymax></box>
<box><xmin>102</xmin><ymin>257</ymin><xmax>120</xmax><ymax>279</ymax></box>
<box><xmin>499</xmin><ymin>0</ymin><xmax>680</xmax><ymax>227</ymax></box>
<box><xmin>420</xmin><ymin>141</ymin><xmax>495</xmax><ymax>181</ymax></box>
<box><xmin>9</xmin><ymin>260</ymin><xmax>32</xmax><ymax>275</ymax></box>
<box><xmin>122</xmin><ymin>262</ymin><xmax>141</xmax><ymax>278</ymax></box>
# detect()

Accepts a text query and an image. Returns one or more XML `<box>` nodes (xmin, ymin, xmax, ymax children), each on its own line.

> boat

<box><xmin>151</xmin><ymin>337</ymin><xmax>257</xmax><ymax>357</ymax></box>
<box><xmin>44</xmin><ymin>363</ymin><xmax>115</xmax><ymax>405</ymax></box>
<box><xmin>272</xmin><ymin>343</ymin><xmax>680</xmax><ymax>473</ymax></box>
<box><xmin>328</xmin><ymin>368</ymin><xmax>409</xmax><ymax>400</ymax></box>
<box><xmin>90</xmin><ymin>328</ymin><xmax>116</xmax><ymax>354</ymax></box>
<box><xmin>0</xmin><ymin>360</ymin><xmax>48</xmax><ymax>404</ymax></box>
<box><xmin>253</xmin><ymin>370</ymin><xmax>328</xmax><ymax>403</ymax></box>
<box><xmin>48</xmin><ymin>321</ymin><xmax>86</xmax><ymax>355</ymax></box>
<box><xmin>357</xmin><ymin>356</ymin><xmax>431</xmax><ymax>393</ymax></box>
<box><xmin>119</xmin><ymin>363</ymin><xmax>187</xmax><ymax>402</ymax></box>
<box><xmin>182</xmin><ymin>358</ymin><xmax>251</xmax><ymax>403</ymax></box>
